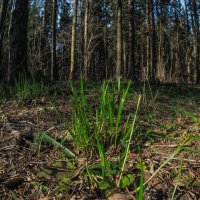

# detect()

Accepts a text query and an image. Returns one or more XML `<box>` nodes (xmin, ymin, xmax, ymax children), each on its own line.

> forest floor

<box><xmin>0</xmin><ymin>82</ymin><xmax>200</xmax><ymax>200</ymax></box>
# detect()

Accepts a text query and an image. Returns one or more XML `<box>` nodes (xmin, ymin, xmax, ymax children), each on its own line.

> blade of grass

<box><xmin>115</xmin><ymin>81</ymin><xmax>131</xmax><ymax>147</ymax></box>
<box><xmin>97</xmin><ymin>141</ymin><xmax>106</xmax><ymax>177</ymax></box>
<box><xmin>134</xmin><ymin>136</ymin><xmax>191</xmax><ymax>193</ymax></box>
<box><xmin>117</xmin><ymin>94</ymin><xmax>142</xmax><ymax>187</ymax></box>
<box><xmin>138</xmin><ymin>170</ymin><xmax>144</xmax><ymax>200</ymax></box>
<box><xmin>171</xmin><ymin>160</ymin><xmax>183</xmax><ymax>200</ymax></box>
<box><xmin>40</xmin><ymin>132</ymin><xmax>75</xmax><ymax>158</ymax></box>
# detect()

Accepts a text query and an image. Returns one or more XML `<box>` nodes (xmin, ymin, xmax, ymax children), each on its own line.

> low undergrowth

<box><xmin>11</xmin><ymin>73</ymin><xmax>51</xmax><ymax>102</ymax></box>
<box><xmin>33</xmin><ymin>79</ymin><xmax>200</xmax><ymax>199</ymax></box>
<box><xmin>0</xmin><ymin>79</ymin><xmax>200</xmax><ymax>199</ymax></box>
<box><xmin>69</xmin><ymin>78</ymin><xmax>142</xmax><ymax>193</ymax></box>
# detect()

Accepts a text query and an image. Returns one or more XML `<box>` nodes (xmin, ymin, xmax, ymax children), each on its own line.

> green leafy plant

<box><xmin>142</xmin><ymin>106</ymin><xmax>156</xmax><ymax>123</ymax></box>
<box><xmin>11</xmin><ymin>193</ymin><xmax>19</xmax><ymax>200</ymax></box>
<box><xmin>13</xmin><ymin>73</ymin><xmax>31</xmax><ymax>101</ymax></box>
<box><xmin>69</xmin><ymin>77</ymin><xmax>133</xmax><ymax>153</ymax></box>
<box><xmin>171</xmin><ymin>161</ymin><xmax>183</xmax><ymax>200</ymax></box>
<box><xmin>33</xmin><ymin>131</ymin><xmax>75</xmax><ymax>158</ymax></box>
<box><xmin>117</xmin><ymin>95</ymin><xmax>141</xmax><ymax>187</ymax></box>
<box><xmin>134</xmin><ymin>161</ymin><xmax>146</xmax><ymax>200</ymax></box>
<box><xmin>64</xmin><ymin>77</ymin><xmax>142</xmax><ymax>195</ymax></box>
<box><xmin>172</xmin><ymin>105</ymin><xmax>187</xmax><ymax>118</ymax></box>
<box><xmin>134</xmin><ymin>136</ymin><xmax>193</xmax><ymax>196</ymax></box>
<box><xmin>12</xmin><ymin>73</ymin><xmax>49</xmax><ymax>102</ymax></box>
<box><xmin>172</xmin><ymin>105</ymin><xmax>199</xmax><ymax>123</ymax></box>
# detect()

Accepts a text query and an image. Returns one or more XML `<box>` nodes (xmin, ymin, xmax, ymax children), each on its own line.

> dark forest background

<box><xmin>0</xmin><ymin>0</ymin><xmax>200</xmax><ymax>84</ymax></box>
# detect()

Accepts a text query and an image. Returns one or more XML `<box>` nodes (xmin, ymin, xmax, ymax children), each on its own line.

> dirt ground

<box><xmin>0</xmin><ymin>87</ymin><xmax>200</xmax><ymax>200</ymax></box>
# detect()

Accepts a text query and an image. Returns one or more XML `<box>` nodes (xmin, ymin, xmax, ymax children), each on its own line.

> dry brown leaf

<box><xmin>108</xmin><ymin>193</ymin><xmax>134</xmax><ymax>200</ymax></box>
<box><xmin>39</xmin><ymin>197</ymin><xmax>49</xmax><ymax>200</ymax></box>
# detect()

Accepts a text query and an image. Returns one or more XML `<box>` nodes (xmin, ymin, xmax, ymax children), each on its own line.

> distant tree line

<box><xmin>0</xmin><ymin>0</ymin><xmax>199</xmax><ymax>84</ymax></box>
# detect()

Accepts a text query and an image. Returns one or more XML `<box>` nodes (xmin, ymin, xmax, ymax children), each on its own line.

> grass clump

<box><xmin>69</xmin><ymin>78</ymin><xmax>133</xmax><ymax>153</ymax></box>
<box><xmin>12</xmin><ymin>73</ymin><xmax>49</xmax><ymax>102</ymax></box>
<box><xmin>65</xmin><ymin>77</ymin><xmax>142</xmax><ymax>194</ymax></box>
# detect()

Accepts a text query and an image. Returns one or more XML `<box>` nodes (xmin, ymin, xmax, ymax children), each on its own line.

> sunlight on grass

<box><xmin>61</xmin><ymin>77</ymin><xmax>142</xmax><ymax>194</ymax></box>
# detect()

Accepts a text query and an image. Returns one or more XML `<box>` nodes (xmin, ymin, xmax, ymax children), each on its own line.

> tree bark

<box><xmin>70</xmin><ymin>0</ymin><xmax>78</xmax><ymax>80</ymax></box>
<box><xmin>116</xmin><ymin>0</ymin><xmax>122</xmax><ymax>78</ymax></box>
<box><xmin>51</xmin><ymin>0</ymin><xmax>58</xmax><ymax>81</ymax></box>
<box><xmin>10</xmin><ymin>0</ymin><xmax>29</xmax><ymax>82</ymax></box>
<box><xmin>128</xmin><ymin>0</ymin><xmax>135</xmax><ymax>79</ymax></box>
<box><xmin>0</xmin><ymin>0</ymin><xmax>9</xmax><ymax>81</ymax></box>
<box><xmin>192</xmin><ymin>0</ymin><xmax>200</xmax><ymax>83</ymax></box>
<box><xmin>146</xmin><ymin>0</ymin><xmax>151</xmax><ymax>80</ymax></box>
<box><xmin>83</xmin><ymin>0</ymin><xmax>89</xmax><ymax>80</ymax></box>
<box><xmin>40</xmin><ymin>0</ymin><xmax>49</xmax><ymax>78</ymax></box>
<box><xmin>188</xmin><ymin>0</ymin><xmax>199</xmax><ymax>83</ymax></box>
<box><xmin>150</xmin><ymin>0</ymin><xmax>157</xmax><ymax>82</ymax></box>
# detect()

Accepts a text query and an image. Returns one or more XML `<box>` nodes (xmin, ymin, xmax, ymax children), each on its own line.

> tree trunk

<box><xmin>0</xmin><ymin>0</ymin><xmax>9</xmax><ymax>81</ymax></box>
<box><xmin>150</xmin><ymin>0</ymin><xmax>157</xmax><ymax>82</ymax></box>
<box><xmin>116</xmin><ymin>0</ymin><xmax>122</xmax><ymax>78</ymax></box>
<box><xmin>183</xmin><ymin>0</ymin><xmax>190</xmax><ymax>83</ymax></box>
<box><xmin>83</xmin><ymin>0</ymin><xmax>89</xmax><ymax>80</ymax></box>
<box><xmin>40</xmin><ymin>0</ymin><xmax>49</xmax><ymax>78</ymax></box>
<box><xmin>192</xmin><ymin>0</ymin><xmax>200</xmax><ymax>83</ymax></box>
<box><xmin>10</xmin><ymin>0</ymin><xmax>29</xmax><ymax>82</ymax></box>
<box><xmin>146</xmin><ymin>0</ymin><xmax>150</xmax><ymax>80</ymax></box>
<box><xmin>70</xmin><ymin>0</ymin><xmax>78</xmax><ymax>80</ymax></box>
<box><xmin>156</xmin><ymin>0</ymin><xmax>164</xmax><ymax>83</ymax></box>
<box><xmin>188</xmin><ymin>0</ymin><xmax>198</xmax><ymax>83</ymax></box>
<box><xmin>128</xmin><ymin>0</ymin><xmax>135</xmax><ymax>79</ymax></box>
<box><xmin>175</xmin><ymin>1</ymin><xmax>181</xmax><ymax>83</ymax></box>
<box><xmin>51</xmin><ymin>0</ymin><xmax>58</xmax><ymax>81</ymax></box>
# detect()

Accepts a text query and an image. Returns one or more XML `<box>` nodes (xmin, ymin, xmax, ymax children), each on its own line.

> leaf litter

<box><xmin>0</xmin><ymin>85</ymin><xmax>199</xmax><ymax>200</ymax></box>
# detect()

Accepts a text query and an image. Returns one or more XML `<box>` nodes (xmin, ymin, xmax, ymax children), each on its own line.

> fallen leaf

<box><xmin>39</xmin><ymin>197</ymin><xmax>49</xmax><ymax>200</ymax></box>
<box><xmin>108</xmin><ymin>193</ymin><xmax>133</xmax><ymax>200</ymax></box>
